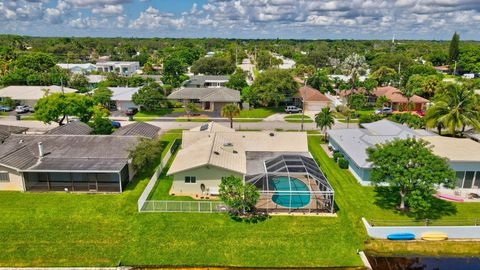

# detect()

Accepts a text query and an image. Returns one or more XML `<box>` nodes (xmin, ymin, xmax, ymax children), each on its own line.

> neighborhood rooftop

<box><xmin>327</xmin><ymin>119</ymin><xmax>435</xmax><ymax>168</ymax></box>
<box><xmin>112</xmin><ymin>122</ymin><xmax>160</xmax><ymax>139</ymax></box>
<box><xmin>0</xmin><ymin>134</ymin><xmax>140</xmax><ymax>172</ymax></box>
<box><xmin>0</xmin><ymin>85</ymin><xmax>77</xmax><ymax>100</ymax></box>
<box><xmin>0</xmin><ymin>125</ymin><xmax>28</xmax><ymax>142</ymax></box>
<box><xmin>167</xmin><ymin>87</ymin><xmax>240</xmax><ymax>102</ymax></box>
<box><xmin>46</xmin><ymin>122</ymin><xmax>93</xmax><ymax>135</ymax></box>
<box><xmin>108</xmin><ymin>87</ymin><xmax>141</xmax><ymax>101</ymax></box>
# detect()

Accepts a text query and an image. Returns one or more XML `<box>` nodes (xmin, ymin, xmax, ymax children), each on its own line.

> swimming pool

<box><xmin>271</xmin><ymin>176</ymin><xmax>310</xmax><ymax>208</ymax></box>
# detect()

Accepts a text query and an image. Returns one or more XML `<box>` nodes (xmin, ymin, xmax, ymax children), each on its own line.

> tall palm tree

<box><xmin>315</xmin><ymin>107</ymin><xmax>335</xmax><ymax>140</ymax></box>
<box><xmin>221</xmin><ymin>103</ymin><xmax>240</xmax><ymax>129</ymax></box>
<box><xmin>425</xmin><ymin>85</ymin><xmax>480</xmax><ymax>137</ymax></box>
<box><xmin>342</xmin><ymin>53</ymin><xmax>368</xmax><ymax>89</ymax></box>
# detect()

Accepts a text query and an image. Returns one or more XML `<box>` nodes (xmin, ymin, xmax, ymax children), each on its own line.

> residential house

<box><xmin>86</xmin><ymin>75</ymin><xmax>106</xmax><ymax>88</ymax></box>
<box><xmin>184</xmin><ymin>75</ymin><xmax>229</xmax><ymax>88</ymax></box>
<box><xmin>434</xmin><ymin>65</ymin><xmax>450</xmax><ymax>74</ymax></box>
<box><xmin>107</xmin><ymin>87</ymin><xmax>140</xmax><ymax>111</ymax></box>
<box><xmin>112</xmin><ymin>122</ymin><xmax>160</xmax><ymax>139</ymax></box>
<box><xmin>56</xmin><ymin>63</ymin><xmax>96</xmax><ymax>74</ymax></box>
<box><xmin>327</xmin><ymin>119</ymin><xmax>435</xmax><ymax>185</ymax></box>
<box><xmin>96</xmin><ymin>61</ymin><xmax>140</xmax><ymax>76</ymax></box>
<box><xmin>0</xmin><ymin>85</ymin><xmax>77</xmax><ymax>107</ymax></box>
<box><xmin>338</xmin><ymin>86</ymin><xmax>429</xmax><ymax>111</ymax></box>
<box><xmin>373</xmin><ymin>86</ymin><xmax>429</xmax><ymax>111</ymax></box>
<box><xmin>0</xmin><ymin>122</ymin><xmax>159</xmax><ymax>193</ymax></box>
<box><xmin>167</xmin><ymin>87</ymin><xmax>240</xmax><ymax>112</ymax></box>
<box><xmin>166</xmin><ymin>122</ymin><xmax>334</xmax><ymax>213</ymax></box>
<box><xmin>296</xmin><ymin>85</ymin><xmax>332</xmax><ymax>111</ymax></box>
<box><xmin>327</xmin><ymin>119</ymin><xmax>480</xmax><ymax>193</ymax></box>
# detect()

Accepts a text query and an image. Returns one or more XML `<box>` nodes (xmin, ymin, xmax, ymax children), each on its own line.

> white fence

<box><xmin>362</xmin><ymin>217</ymin><xmax>480</xmax><ymax>239</ymax></box>
<box><xmin>137</xmin><ymin>141</ymin><xmax>176</xmax><ymax>211</ymax></box>
<box><xmin>141</xmin><ymin>200</ymin><xmax>228</xmax><ymax>213</ymax></box>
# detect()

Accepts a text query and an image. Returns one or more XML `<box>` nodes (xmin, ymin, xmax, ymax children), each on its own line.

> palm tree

<box><xmin>185</xmin><ymin>102</ymin><xmax>199</xmax><ymax>121</ymax></box>
<box><xmin>315</xmin><ymin>107</ymin><xmax>335</xmax><ymax>140</ymax></box>
<box><xmin>425</xmin><ymin>85</ymin><xmax>480</xmax><ymax>137</ymax></box>
<box><xmin>221</xmin><ymin>103</ymin><xmax>240</xmax><ymax>129</ymax></box>
<box><xmin>342</xmin><ymin>53</ymin><xmax>368</xmax><ymax>89</ymax></box>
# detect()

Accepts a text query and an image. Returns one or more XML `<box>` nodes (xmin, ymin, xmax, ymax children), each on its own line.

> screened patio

<box><xmin>245</xmin><ymin>154</ymin><xmax>335</xmax><ymax>214</ymax></box>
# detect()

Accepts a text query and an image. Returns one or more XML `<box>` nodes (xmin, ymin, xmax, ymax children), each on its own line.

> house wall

<box><xmin>171</xmin><ymin>166</ymin><xmax>242</xmax><ymax>196</ymax></box>
<box><xmin>0</xmin><ymin>166</ymin><xmax>24</xmax><ymax>191</ymax></box>
<box><xmin>115</xmin><ymin>101</ymin><xmax>136</xmax><ymax>111</ymax></box>
<box><xmin>328</xmin><ymin>137</ymin><xmax>371</xmax><ymax>185</ymax></box>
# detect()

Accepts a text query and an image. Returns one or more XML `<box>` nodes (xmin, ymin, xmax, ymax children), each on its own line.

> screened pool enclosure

<box><xmin>245</xmin><ymin>154</ymin><xmax>335</xmax><ymax>214</ymax></box>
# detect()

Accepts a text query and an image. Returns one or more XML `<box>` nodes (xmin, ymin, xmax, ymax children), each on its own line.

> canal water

<box><xmin>368</xmin><ymin>256</ymin><xmax>480</xmax><ymax>270</ymax></box>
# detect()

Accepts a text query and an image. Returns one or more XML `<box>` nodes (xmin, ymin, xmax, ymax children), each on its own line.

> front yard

<box><xmin>284</xmin><ymin>114</ymin><xmax>314</xmax><ymax>123</ymax></box>
<box><xmin>0</xmin><ymin>134</ymin><xmax>479</xmax><ymax>267</ymax></box>
<box><xmin>236</xmin><ymin>107</ymin><xmax>283</xmax><ymax>118</ymax></box>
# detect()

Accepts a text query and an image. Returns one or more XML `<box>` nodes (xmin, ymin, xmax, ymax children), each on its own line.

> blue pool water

<box><xmin>271</xmin><ymin>176</ymin><xmax>310</xmax><ymax>208</ymax></box>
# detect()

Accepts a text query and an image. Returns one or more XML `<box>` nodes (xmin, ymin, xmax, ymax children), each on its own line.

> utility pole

<box><xmin>453</xmin><ymin>60</ymin><xmax>457</xmax><ymax>76</ymax></box>
<box><xmin>398</xmin><ymin>62</ymin><xmax>402</xmax><ymax>87</ymax></box>
<box><xmin>301</xmin><ymin>79</ymin><xmax>307</xmax><ymax>131</ymax></box>
<box><xmin>235</xmin><ymin>45</ymin><xmax>238</xmax><ymax>65</ymax></box>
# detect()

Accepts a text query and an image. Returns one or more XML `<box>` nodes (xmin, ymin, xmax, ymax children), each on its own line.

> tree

<box><xmin>190</xmin><ymin>57</ymin><xmax>235</xmax><ymax>75</ymax></box>
<box><xmin>221</xmin><ymin>103</ymin><xmax>240</xmax><ymax>128</ymax></box>
<box><xmin>342</xmin><ymin>53</ymin><xmax>368</xmax><ymax>88</ymax></box>
<box><xmin>448</xmin><ymin>32</ymin><xmax>460</xmax><ymax>64</ymax></box>
<box><xmin>68</xmin><ymin>74</ymin><xmax>89</xmax><ymax>92</ymax></box>
<box><xmin>307</xmin><ymin>69</ymin><xmax>333</xmax><ymax>93</ymax></box>
<box><xmin>185</xmin><ymin>102</ymin><xmax>200</xmax><ymax>121</ymax></box>
<box><xmin>128</xmin><ymin>138</ymin><xmax>165</xmax><ymax>173</ymax></box>
<box><xmin>425</xmin><ymin>84</ymin><xmax>480</xmax><ymax>137</ymax></box>
<box><xmin>92</xmin><ymin>87</ymin><xmax>113</xmax><ymax>107</ymax></box>
<box><xmin>315</xmin><ymin>107</ymin><xmax>334</xmax><ymax>139</ymax></box>
<box><xmin>375</xmin><ymin>95</ymin><xmax>390</xmax><ymax>109</ymax></box>
<box><xmin>250</xmin><ymin>69</ymin><xmax>298</xmax><ymax>107</ymax></box>
<box><xmin>458</xmin><ymin>44</ymin><xmax>480</xmax><ymax>74</ymax></box>
<box><xmin>256</xmin><ymin>50</ymin><xmax>282</xmax><ymax>70</ymax></box>
<box><xmin>132</xmin><ymin>83</ymin><xmax>166</xmax><ymax>111</ymax></box>
<box><xmin>89</xmin><ymin>105</ymin><xmax>112</xmax><ymax>135</ymax></box>
<box><xmin>13</xmin><ymin>52</ymin><xmax>56</xmax><ymax>72</ymax></box>
<box><xmin>225</xmin><ymin>68</ymin><xmax>248</xmax><ymax>91</ymax></box>
<box><xmin>34</xmin><ymin>92</ymin><xmax>94</xmax><ymax>125</ymax></box>
<box><xmin>367</xmin><ymin>138</ymin><xmax>455</xmax><ymax>212</ymax></box>
<box><xmin>162</xmin><ymin>55</ymin><xmax>187</xmax><ymax>87</ymax></box>
<box><xmin>370</xmin><ymin>66</ymin><xmax>397</xmax><ymax>86</ymax></box>
<box><xmin>0</xmin><ymin>97</ymin><xmax>15</xmax><ymax>108</ymax></box>
<box><xmin>219</xmin><ymin>175</ymin><xmax>260</xmax><ymax>216</ymax></box>
<box><xmin>347</xmin><ymin>93</ymin><xmax>367</xmax><ymax>110</ymax></box>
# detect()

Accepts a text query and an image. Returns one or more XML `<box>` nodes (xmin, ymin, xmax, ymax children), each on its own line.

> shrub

<box><xmin>388</xmin><ymin>113</ymin><xmax>425</xmax><ymax>129</ymax></box>
<box><xmin>333</xmin><ymin>152</ymin><xmax>343</xmax><ymax>162</ymax></box>
<box><xmin>359</xmin><ymin>113</ymin><xmax>384</xmax><ymax>124</ymax></box>
<box><xmin>338</xmin><ymin>158</ymin><xmax>349</xmax><ymax>169</ymax></box>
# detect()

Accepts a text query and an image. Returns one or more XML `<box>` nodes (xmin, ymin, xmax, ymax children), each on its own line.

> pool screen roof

<box><xmin>248</xmin><ymin>154</ymin><xmax>334</xmax><ymax>192</ymax></box>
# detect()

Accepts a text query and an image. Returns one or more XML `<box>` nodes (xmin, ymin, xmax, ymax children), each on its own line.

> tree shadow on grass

<box><xmin>373</xmin><ymin>186</ymin><xmax>457</xmax><ymax>221</ymax></box>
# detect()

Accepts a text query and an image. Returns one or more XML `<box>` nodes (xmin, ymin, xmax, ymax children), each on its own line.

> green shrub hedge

<box><xmin>338</xmin><ymin>158</ymin><xmax>349</xmax><ymax>169</ymax></box>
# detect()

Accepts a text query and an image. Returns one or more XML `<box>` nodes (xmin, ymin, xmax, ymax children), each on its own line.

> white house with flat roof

<box><xmin>0</xmin><ymin>85</ymin><xmax>77</xmax><ymax>107</ymax></box>
<box><xmin>96</xmin><ymin>61</ymin><xmax>140</xmax><ymax>76</ymax></box>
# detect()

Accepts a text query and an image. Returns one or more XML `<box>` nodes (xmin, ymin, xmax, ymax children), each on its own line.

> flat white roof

<box><xmin>423</xmin><ymin>136</ymin><xmax>480</xmax><ymax>162</ymax></box>
<box><xmin>108</xmin><ymin>87</ymin><xmax>140</xmax><ymax>101</ymax></box>
<box><xmin>0</xmin><ymin>85</ymin><xmax>77</xmax><ymax>100</ymax></box>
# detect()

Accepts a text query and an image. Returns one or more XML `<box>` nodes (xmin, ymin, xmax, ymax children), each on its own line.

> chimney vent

<box><xmin>38</xmin><ymin>142</ymin><xmax>44</xmax><ymax>157</ymax></box>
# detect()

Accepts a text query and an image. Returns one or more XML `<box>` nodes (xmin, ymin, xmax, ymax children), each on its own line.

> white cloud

<box><xmin>129</xmin><ymin>6</ymin><xmax>185</xmax><ymax>29</ymax></box>
<box><xmin>91</xmin><ymin>4</ymin><xmax>124</xmax><ymax>16</ymax></box>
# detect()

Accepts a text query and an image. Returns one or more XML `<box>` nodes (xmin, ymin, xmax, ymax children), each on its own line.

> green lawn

<box><xmin>284</xmin><ymin>115</ymin><xmax>314</xmax><ymax>123</ymax></box>
<box><xmin>0</xmin><ymin>135</ymin><xmax>479</xmax><ymax>267</ymax></box>
<box><xmin>135</xmin><ymin>108</ymin><xmax>186</xmax><ymax>118</ymax></box>
<box><xmin>236</xmin><ymin>107</ymin><xmax>283</xmax><ymax>118</ymax></box>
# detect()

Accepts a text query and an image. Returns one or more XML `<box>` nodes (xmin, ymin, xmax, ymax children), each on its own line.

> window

<box><xmin>185</xmin><ymin>176</ymin><xmax>196</xmax><ymax>184</ymax></box>
<box><xmin>455</xmin><ymin>171</ymin><xmax>465</xmax><ymax>188</ymax></box>
<box><xmin>464</xmin><ymin>171</ymin><xmax>475</xmax><ymax>189</ymax></box>
<box><xmin>0</xmin><ymin>172</ymin><xmax>10</xmax><ymax>182</ymax></box>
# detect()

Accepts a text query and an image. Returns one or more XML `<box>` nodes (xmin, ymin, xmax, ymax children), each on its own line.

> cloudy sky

<box><xmin>1</xmin><ymin>0</ymin><xmax>479</xmax><ymax>40</ymax></box>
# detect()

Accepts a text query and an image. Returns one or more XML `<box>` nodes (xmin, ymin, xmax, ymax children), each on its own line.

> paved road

<box><xmin>0</xmin><ymin>116</ymin><xmax>354</xmax><ymax>132</ymax></box>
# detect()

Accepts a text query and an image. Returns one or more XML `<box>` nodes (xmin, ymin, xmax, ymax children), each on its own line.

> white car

<box><xmin>374</xmin><ymin>107</ymin><xmax>393</xmax><ymax>115</ymax></box>
<box><xmin>285</xmin><ymin>106</ymin><xmax>303</xmax><ymax>113</ymax></box>
<box><xmin>14</xmin><ymin>105</ymin><xmax>30</xmax><ymax>114</ymax></box>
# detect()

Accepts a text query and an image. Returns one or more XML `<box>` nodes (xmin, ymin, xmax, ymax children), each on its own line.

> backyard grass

<box><xmin>237</xmin><ymin>107</ymin><xmax>283</xmax><ymax>118</ymax></box>
<box><xmin>0</xmin><ymin>135</ymin><xmax>479</xmax><ymax>267</ymax></box>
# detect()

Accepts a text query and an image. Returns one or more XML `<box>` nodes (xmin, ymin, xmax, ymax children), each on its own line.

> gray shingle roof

<box><xmin>185</xmin><ymin>75</ymin><xmax>229</xmax><ymax>87</ymax></box>
<box><xmin>46</xmin><ymin>122</ymin><xmax>93</xmax><ymax>135</ymax></box>
<box><xmin>0</xmin><ymin>134</ymin><xmax>140</xmax><ymax>172</ymax></box>
<box><xmin>0</xmin><ymin>125</ymin><xmax>28</xmax><ymax>142</ymax></box>
<box><xmin>167</xmin><ymin>87</ymin><xmax>240</xmax><ymax>102</ymax></box>
<box><xmin>112</xmin><ymin>122</ymin><xmax>160</xmax><ymax>139</ymax></box>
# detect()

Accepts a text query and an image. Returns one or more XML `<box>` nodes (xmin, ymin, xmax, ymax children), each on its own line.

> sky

<box><xmin>1</xmin><ymin>0</ymin><xmax>480</xmax><ymax>40</ymax></box>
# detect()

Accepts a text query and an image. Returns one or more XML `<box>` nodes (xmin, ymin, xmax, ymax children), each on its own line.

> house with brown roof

<box><xmin>373</xmin><ymin>86</ymin><xmax>429</xmax><ymax>111</ymax></box>
<box><xmin>296</xmin><ymin>86</ymin><xmax>332</xmax><ymax>111</ymax></box>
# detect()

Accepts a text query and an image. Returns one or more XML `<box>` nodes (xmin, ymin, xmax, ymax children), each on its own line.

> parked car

<box><xmin>14</xmin><ymin>105</ymin><xmax>31</xmax><ymax>114</ymax></box>
<box><xmin>0</xmin><ymin>106</ymin><xmax>12</xmax><ymax>112</ymax></box>
<box><xmin>111</xmin><ymin>121</ymin><xmax>121</xmax><ymax>128</ymax></box>
<box><xmin>374</xmin><ymin>107</ymin><xmax>393</xmax><ymax>115</ymax></box>
<box><xmin>125</xmin><ymin>107</ymin><xmax>138</xmax><ymax>116</ymax></box>
<box><xmin>285</xmin><ymin>106</ymin><xmax>302</xmax><ymax>114</ymax></box>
